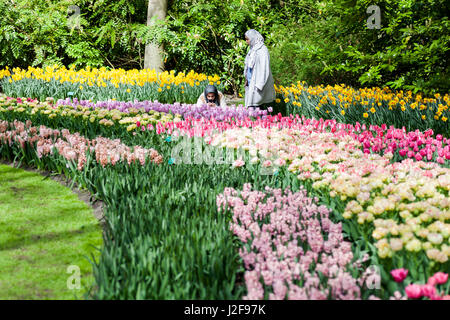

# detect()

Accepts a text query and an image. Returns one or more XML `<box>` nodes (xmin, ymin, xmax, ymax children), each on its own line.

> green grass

<box><xmin>0</xmin><ymin>164</ymin><xmax>103</xmax><ymax>299</ymax></box>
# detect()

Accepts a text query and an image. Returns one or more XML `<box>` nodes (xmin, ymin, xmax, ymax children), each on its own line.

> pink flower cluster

<box><xmin>3</xmin><ymin>96</ymin><xmax>38</xmax><ymax>104</ymax></box>
<box><xmin>153</xmin><ymin>115</ymin><xmax>449</xmax><ymax>165</ymax></box>
<box><xmin>354</xmin><ymin>125</ymin><xmax>450</xmax><ymax>164</ymax></box>
<box><xmin>0</xmin><ymin>120</ymin><xmax>163</xmax><ymax>169</ymax></box>
<box><xmin>3</xmin><ymin>96</ymin><xmax>449</xmax><ymax>165</ymax></box>
<box><xmin>392</xmin><ymin>270</ymin><xmax>450</xmax><ymax>300</ymax></box>
<box><xmin>217</xmin><ymin>184</ymin><xmax>372</xmax><ymax>300</ymax></box>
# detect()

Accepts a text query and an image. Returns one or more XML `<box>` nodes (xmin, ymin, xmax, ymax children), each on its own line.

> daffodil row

<box><xmin>0</xmin><ymin>65</ymin><xmax>222</xmax><ymax>104</ymax></box>
<box><xmin>275</xmin><ymin>82</ymin><xmax>449</xmax><ymax>136</ymax></box>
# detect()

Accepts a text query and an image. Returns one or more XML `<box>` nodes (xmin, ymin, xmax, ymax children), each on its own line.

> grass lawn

<box><xmin>0</xmin><ymin>164</ymin><xmax>103</xmax><ymax>299</ymax></box>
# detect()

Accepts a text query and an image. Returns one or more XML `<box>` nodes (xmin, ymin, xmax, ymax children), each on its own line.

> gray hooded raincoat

<box><xmin>244</xmin><ymin>29</ymin><xmax>275</xmax><ymax>107</ymax></box>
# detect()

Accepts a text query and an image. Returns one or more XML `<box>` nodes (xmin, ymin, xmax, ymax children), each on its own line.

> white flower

<box><xmin>427</xmin><ymin>233</ymin><xmax>443</xmax><ymax>245</ymax></box>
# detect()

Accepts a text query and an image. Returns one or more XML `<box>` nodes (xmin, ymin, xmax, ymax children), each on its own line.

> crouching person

<box><xmin>197</xmin><ymin>85</ymin><xmax>227</xmax><ymax>107</ymax></box>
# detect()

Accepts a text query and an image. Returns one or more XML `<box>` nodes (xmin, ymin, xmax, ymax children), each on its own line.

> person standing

<box><xmin>244</xmin><ymin>29</ymin><xmax>275</xmax><ymax>109</ymax></box>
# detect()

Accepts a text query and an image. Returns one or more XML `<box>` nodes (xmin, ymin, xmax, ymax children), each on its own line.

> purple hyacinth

<box><xmin>55</xmin><ymin>98</ymin><xmax>271</xmax><ymax>120</ymax></box>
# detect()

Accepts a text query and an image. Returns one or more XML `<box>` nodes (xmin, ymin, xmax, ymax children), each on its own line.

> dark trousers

<box><xmin>250</xmin><ymin>101</ymin><xmax>284</xmax><ymax>115</ymax></box>
<box><xmin>249</xmin><ymin>102</ymin><xmax>273</xmax><ymax>110</ymax></box>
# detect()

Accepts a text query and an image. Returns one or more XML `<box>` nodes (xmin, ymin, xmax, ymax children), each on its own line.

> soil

<box><xmin>0</xmin><ymin>159</ymin><xmax>107</xmax><ymax>230</ymax></box>
<box><xmin>224</xmin><ymin>94</ymin><xmax>244</xmax><ymax>106</ymax></box>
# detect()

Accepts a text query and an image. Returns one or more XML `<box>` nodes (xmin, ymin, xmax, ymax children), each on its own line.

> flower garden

<box><xmin>0</xmin><ymin>66</ymin><xmax>449</xmax><ymax>300</ymax></box>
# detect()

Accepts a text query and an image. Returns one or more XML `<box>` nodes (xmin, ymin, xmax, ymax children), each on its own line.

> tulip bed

<box><xmin>2</xmin><ymin>65</ymin><xmax>449</xmax><ymax>136</ymax></box>
<box><xmin>1</xmin><ymin>83</ymin><xmax>449</xmax><ymax>299</ymax></box>
<box><xmin>274</xmin><ymin>82</ymin><xmax>449</xmax><ymax>136</ymax></box>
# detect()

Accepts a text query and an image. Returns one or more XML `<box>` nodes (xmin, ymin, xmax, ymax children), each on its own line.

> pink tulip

<box><xmin>389</xmin><ymin>142</ymin><xmax>398</xmax><ymax>150</ymax></box>
<box><xmin>394</xmin><ymin>131</ymin><xmax>403</xmax><ymax>139</ymax></box>
<box><xmin>421</xmin><ymin>284</ymin><xmax>437</xmax><ymax>298</ymax></box>
<box><xmin>399</xmin><ymin>149</ymin><xmax>407</xmax><ymax>157</ymax></box>
<box><xmin>430</xmin><ymin>272</ymin><xmax>448</xmax><ymax>285</ymax></box>
<box><xmin>262</xmin><ymin>160</ymin><xmax>272</xmax><ymax>167</ymax></box>
<box><xmin>232</xmin><ymin>159</ymin><xmax>245</xmax><ymax>168</ymax></box>
<box><xmin>415</xmin><ymin>153</ymin><xmax>423</xmax><ymax>161</ymax></box>
<box><xmin>405</xmin><ymin>284</ymin><xmax>423</xmax><ymax>299</ymax></box>
<box><xmin>390</xmin><ymin>268</ymin><xmax>408</xmax><ymax>282</ymax></box>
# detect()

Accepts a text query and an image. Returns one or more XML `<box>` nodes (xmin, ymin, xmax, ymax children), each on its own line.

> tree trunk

<box><xmin>144</xmin><ymin>0</ymin><xmax>167</xmax><ymax>72</ymax></box>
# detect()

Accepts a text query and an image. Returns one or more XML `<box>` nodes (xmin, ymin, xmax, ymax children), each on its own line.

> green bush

<box><xmin>1</xmin><ymin>0</ymin><xmax>448</xmax><ymax>97</ymax></box>
<box><xmin>323</xmin><ymin>0</ymin><xmax>450</xmax><ymax>95</ymax></box>
<box><xmin>269</xmin><ymin>18</ymin><xmax>348</xmax><ymax>87</ymax></box>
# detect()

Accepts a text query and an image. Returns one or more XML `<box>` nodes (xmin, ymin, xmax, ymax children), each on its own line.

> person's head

<box><xmin>244</xmin><ymin>29</ymin><xmax>264</xmax><ymax>48</ymax></box>
<box><xmin>204</xmin><ymin>85</ymin><xmax>219</xmax><ymax>106</ymax></box>
<box><xmin>206</xmin><ymin>92</ymin><xmax>216</xmax><ymax>102</ymax></box>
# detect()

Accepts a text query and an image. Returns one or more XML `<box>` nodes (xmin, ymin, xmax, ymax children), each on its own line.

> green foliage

<box><xmin>269</xmin><ymin>18</ymin><xmax>346</xmax><ymax>87</ymax></box>
<box><xmin>86</xmin><ymin>161</ymin><xmax>250</xmax><ymax>299</ymax></box>
<box><xmin>0</xmin><ymin>0</ymin><xmax>148</xmax><ymax>69</ymax></box>
<box><xmin>161</xmin><ymin>0</ymin><xmax>253</xmax><ymax>95</ymax></box>
<box><xmin>1</xmin><ymin>0</ymin><xmax>448</xmax><ymax>96</ymax></box>
<box><xmin>323</xmin><ymin>0</ymin><xmax>450</xmax><ymax>94</ymax></box>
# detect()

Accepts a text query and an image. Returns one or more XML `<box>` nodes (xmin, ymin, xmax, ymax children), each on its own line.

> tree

<box><xmin>144</xmin><ymin>0</ymin><xmax>167</xmax><ymax>71</ymax></box>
